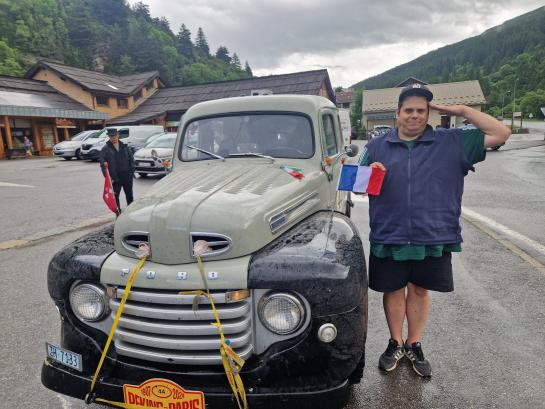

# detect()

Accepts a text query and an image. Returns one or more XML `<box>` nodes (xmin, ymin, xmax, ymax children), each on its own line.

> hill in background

<box><xmin>0</xmin><ymin>0</ymin><xmax>253</xmax><ymax>86</ymax></box>
<box><xmin>351</xmin><ymin>7</ymin><xmax>545</xmax><ymax>119</ymax></box>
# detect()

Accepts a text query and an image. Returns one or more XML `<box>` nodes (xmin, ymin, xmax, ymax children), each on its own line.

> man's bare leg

<box><xmin>406</xmin><ymin>282</ymin><xmax>430</xmax><ymax>344</ymax></box>
<box><xmin>383</xmin><ymin>287</ymin><xmax>406</xmax><ymax>345</ymax></box>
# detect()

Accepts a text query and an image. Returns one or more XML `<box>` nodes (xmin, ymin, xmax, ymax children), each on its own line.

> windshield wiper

<box><xmin>227</xmin><ymin>152</ymin><xmax>275</xmax><ymax>162</ymax></box>
<box><xmin>185</xmin><ymin>145</ymin><xmax>225</xmax><ymax>161</ymax></box>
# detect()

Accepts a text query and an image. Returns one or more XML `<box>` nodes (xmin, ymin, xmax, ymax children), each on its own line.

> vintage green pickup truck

<box><xmin>42</xmin><ymin>95</ymin><xmax>368</xmax><ymax>409</ymax></box>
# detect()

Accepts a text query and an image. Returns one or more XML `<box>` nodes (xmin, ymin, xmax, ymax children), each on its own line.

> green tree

<box><xmin>116</xmin><ymin>54</ymin><xmax>137</xmax><ymax>74</ymax></box>
<box><xmin>350</xmin><ymin>89</ymin><xmax>363</xmax><ymax>136</ymax></box>
<box><xmin>231</xmin><ymin>53</ymin><xmax>241</xmax><ymax>69</ymax></box>
<box><xmin>520</xmin><ymin>89</ymin><xmax>545</xmax><ymax>119</ymax></box>
<box><xmin>176</xmin><ymin>24</ymin><xmax>194</xmax><ymax>60</ymax></box>
<box><xmin>244</xmin><ymin>61</ymin><xmax>253</xmax><ymax>77</ymax></box>
<box><xmin>215</xmin><ymin>46</ymin><xmax>231</xmax><ymax>63</ymax></box>
<box><xmin>195</xmin><ymin>27</ymin><xmax>209</xmax><ymax>55</ymax></box>
<box><xmin>0</xmin><ymin>40</ymin><xmax>23</xmax><ymax>75</ymax></box>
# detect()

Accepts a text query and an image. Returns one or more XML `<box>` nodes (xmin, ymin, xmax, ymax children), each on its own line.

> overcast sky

<box><xmin>127</xmin><ymin>0</ymin><xmax>544</xmax><ymax>87</ymax></box>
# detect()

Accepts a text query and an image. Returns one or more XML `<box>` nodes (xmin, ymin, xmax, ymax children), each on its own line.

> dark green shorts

<box><xmin>369</xmin><ymin>252</ymin><xmax>454</xmax><ymax>293</ymax></box>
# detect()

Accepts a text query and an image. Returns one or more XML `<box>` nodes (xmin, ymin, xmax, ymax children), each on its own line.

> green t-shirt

<box><xmin>360</xmin><ymin>128</ymin><xmax>485</xmax><ymax>261</ymax></box>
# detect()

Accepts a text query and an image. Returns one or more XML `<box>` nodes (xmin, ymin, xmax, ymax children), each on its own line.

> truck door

<box><xmin>320</xmin><ymin>109</ymin><xmax>347</xmax><ymax>212</ymax></box>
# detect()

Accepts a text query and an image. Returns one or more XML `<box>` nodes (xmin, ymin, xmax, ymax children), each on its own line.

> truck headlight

<box><xmin>258</xmin><ymin>292</ymin><xmax>305</xmax><ymax>335</ymax></box>
<box><xmin>69</xmin><ymin>283</ymin><xmax>109</xmax><ymax>322</ymax></box>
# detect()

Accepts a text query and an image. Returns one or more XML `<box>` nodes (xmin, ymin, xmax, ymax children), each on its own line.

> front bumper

<box><xmin>53</xmin><ymin>149</ymin><xmax>76</xmax><ymax>157</ymax></box>
<box><xmin>42</xmin><ymin>302</ymin><xmax>365</xmax><ymax>409</ymax></box>
<box><xmin>42</xmin><ymin>359</ymin><xmax>350</xmax><ymax>409</ymax></box>
<box><xmin>81</xmin><ymin>149</ymin><xmax>101</xmax><ymax>160</ymax></box>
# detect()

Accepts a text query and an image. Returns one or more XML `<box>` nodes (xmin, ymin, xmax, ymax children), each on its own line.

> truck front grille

<box><xmin>109</xmin><ymin>287</ymin><xmax>253</xmax><ymax>365</ymax></box>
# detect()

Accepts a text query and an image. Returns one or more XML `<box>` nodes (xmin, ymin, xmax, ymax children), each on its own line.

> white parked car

<box><xmin>52</xmin><ymin>130</ymin><xmax>101</xmax><ymax>160</ymax></box>
<box><xmin>133</xmin><ymin>132</ymin><xmax>177</xmax><ymax>177</ymax></box>
<box><xmin>80</xmin><ymin>125</ymin><xmax>164</xmax><ymax>160</ymax></box>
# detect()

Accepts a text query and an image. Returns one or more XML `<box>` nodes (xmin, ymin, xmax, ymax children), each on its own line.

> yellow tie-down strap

<box><xmin>86</xmin><ymin>252</ymin><xmax>248</xmax><ymax>409</ymax></box>
<box><xmin>180</xmin><ymin>255</ymin><xmax>248</xmax><ymax>409</ymax></box>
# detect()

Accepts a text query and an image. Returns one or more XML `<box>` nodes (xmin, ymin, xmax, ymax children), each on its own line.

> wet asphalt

<box><xmin>1</xmin><ymin>134</ymin><xmax>544</xmax><ymax>408</ymax></box>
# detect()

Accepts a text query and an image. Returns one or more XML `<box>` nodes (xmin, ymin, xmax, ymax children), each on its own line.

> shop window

<box><xmin>117</xmin><ymin>98</ymin><xmax>128</xmax><ymax>109</ymax></box>
<box><xmin>96</xmin><ymin>95</ymin><xmax>110</xmax><ymax>107</ymax></box>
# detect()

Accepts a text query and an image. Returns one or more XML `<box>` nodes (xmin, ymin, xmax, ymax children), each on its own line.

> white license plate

<box><xmin>138</xmin><ymin>162</ymin><xmax>152</xmax><ymax>167</ymax></box>
<box><xmin>46</xmin><ymin>343</ymin><xmax>82</xmax><ymax>371</ymax></box>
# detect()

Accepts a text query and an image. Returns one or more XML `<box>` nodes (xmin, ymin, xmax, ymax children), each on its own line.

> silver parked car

<box><xmin>52</xmin><ymin>130</ymin><xmax>101</xmax><ymax>160</ymax></box>
<box><xmin>133</xmin><ymin>132</ymin><xmax>177</xmax><ymax>177</ymax></box>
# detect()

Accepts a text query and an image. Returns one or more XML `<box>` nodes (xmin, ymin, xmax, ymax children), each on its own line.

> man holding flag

<box><xmin>100</xmin><ymin>128</ymin><xmax>135</xmax><ymax>213</ymax></box>
<box><xmin>360</xmin><ymin>84</ymin><xmax>510</xmax><ymax>377</ymax></box>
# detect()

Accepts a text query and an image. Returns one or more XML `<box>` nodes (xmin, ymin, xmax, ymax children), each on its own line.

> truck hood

<box><xmin>114</xmin><ymin>160</ymin><xmax>327</xmax><ymax>265</ymax></box>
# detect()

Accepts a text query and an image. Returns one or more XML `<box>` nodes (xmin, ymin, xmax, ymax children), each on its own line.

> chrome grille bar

<box><xmin>115</xmin><ymin>341</ymin><xmax>254</xmax><ymax>365</ymax></box>
<box><xmin>109</xmin><ymin>287</ymin><xmax>253</xmax><ymax>365</ymax></box>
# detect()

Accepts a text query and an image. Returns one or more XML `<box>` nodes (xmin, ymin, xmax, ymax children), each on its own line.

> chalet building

<box><xmin>362</xmin><ymin>78</ymin><xmax>486</xmax><ymax>131</ymax></box>
<box><xmin>1</xmin><ymin>63</ymin><xmax>335</xmax><ymax>159</ymax></box>
<box><xmin>335</xmin><ymin>90</ymin><xmax>354</xmax><ymax>109</ymax></box>
<box><xmin>108</xmin><ymin>69</ymin><xmax>335</xmax><ymax>130</ymax></box>
<box><xmin>25</xmin><ymin>60</ymin><xmax>164</xmax><ymax>120</ymax></box>
<box><xmin>0</xmin><ymin>76</ymin><xmax>107</xmax><ymax>158</ymax></box>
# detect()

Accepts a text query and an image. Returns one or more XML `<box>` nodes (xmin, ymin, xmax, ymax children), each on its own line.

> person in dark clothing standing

<box><xmin>99</xmin><ymin>128</ymin><xmax>135</xmax><ymax>211</ymax></box>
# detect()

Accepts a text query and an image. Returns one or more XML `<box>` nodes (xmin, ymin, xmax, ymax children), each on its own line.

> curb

<box><xmin>0</xmin><ymin>213</ymin><xmax>115</xmax><ymax>251</ymax></box>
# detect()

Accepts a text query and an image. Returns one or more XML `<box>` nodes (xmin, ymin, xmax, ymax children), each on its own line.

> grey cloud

<box><xmin>140</xmin><ymin>0</ymin><xmax>543</xmax><ymax>70</ymax></box>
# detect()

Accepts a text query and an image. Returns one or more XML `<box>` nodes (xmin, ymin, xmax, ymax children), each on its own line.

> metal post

<box><xmin>511</xmin><ymin>79</ymin><xmax>518</xmax><ymax>129</ymax></box>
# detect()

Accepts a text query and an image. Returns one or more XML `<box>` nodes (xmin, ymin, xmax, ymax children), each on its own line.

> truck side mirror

<box><xmin>344</xmin><ymin>144</ymin><xmax>359</xmax><ymax>157</ymax></box>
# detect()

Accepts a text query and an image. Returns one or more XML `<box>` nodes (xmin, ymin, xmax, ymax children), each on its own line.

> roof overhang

<box><xmin>0</xmin><ymin>105</ymin><xmax>109</xmax><ymax>120</ymax></box>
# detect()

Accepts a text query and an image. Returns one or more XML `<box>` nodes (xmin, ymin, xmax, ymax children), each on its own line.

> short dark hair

<box><xmin>106</xmin><ymin>128</ymin><xmax>118</xmax><ymax>136</ymax></box>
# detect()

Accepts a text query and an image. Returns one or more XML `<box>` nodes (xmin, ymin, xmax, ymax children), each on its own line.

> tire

<box><xmin>75</xmin><ymin>149</ymin><xmax>82</xmax><ymax>160</ymax></box>
<box><xmin>138</xmin><ymin>173</ymin><xmax>148</xmax><ymax>178</ymax></box>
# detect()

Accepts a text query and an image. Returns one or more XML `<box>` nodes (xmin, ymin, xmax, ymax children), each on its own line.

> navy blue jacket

<box><xmin>366</xmin><ymin>125</ymin><xmax>474</xmax><ymax>245</ymax></box>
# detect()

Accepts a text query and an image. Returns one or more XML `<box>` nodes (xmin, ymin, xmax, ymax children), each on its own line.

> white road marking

<box><xmin>0</xmin><ymin>181</ymin><xmax>35</xmax><ymax>188</ymax></box>
<box><xmin>462</xmin><ymin>207</ymin><xmax>545</xmax><ymax>257</ymax></box>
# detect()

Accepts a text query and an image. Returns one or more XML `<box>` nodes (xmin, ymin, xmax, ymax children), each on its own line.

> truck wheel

<box><xmin>138</xmin><ymin>173</ymin><xmax>148</xmax><ymax>178</ymax></box>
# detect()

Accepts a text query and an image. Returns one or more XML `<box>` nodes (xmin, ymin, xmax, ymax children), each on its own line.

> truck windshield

<box><xmin>180</xmin><ymin>114</ymin><xmax>314</xmax><ymax>161</ymax></box>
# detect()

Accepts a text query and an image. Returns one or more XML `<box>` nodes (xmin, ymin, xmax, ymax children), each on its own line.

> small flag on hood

<box><xmin>280</xmin><ymin>165</ymin><xmax>305</xmax><ymax>180</ymax></box>
<box><xmin>337</xmin><ymin>164</ymin><xmax>386</xmax><ymax>195</ymax></box>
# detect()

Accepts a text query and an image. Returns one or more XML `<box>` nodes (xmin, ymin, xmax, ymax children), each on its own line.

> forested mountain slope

<box><xmin>351</xmin><ymin>7</ymin><xmax>545</xmax><ymax>118</ymax></box>
<box><xmin>0</xmin><ymin>0</ymin><xmax>252</xmax><ymax>86</ymax></box>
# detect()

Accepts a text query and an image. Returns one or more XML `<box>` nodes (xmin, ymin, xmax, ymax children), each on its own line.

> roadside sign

<box><xmin>513</xmin><ymin>112</ymin><xmax>522</xmax><ymax>118</ymax></box>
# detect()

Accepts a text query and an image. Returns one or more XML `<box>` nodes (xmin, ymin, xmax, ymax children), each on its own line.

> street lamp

<box><xmin>501</xmin><ymin>90</ymin><xmax>510</xmax><ymax>119</ymax></box>
<box><xmin>511</xmin><ymin>78</ymin><xmax>519</xmax><ymax>129</ymax></box>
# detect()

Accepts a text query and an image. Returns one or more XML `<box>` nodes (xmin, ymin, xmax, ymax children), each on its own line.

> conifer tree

<box><xmin>244</xmin><ymin>61</ymin><xmax>253</xmax><ymax>77</ymax></box>
<box><xmin>195</xmin><ymin>27</ymin><xmax>209</xmax><ymax>55</ymax></box>
<box><xmin>177</xmin><ymin>24</ymin><xmax>194</xmax><ymax>59</ymax></box>
<box><xmin>231</xmin><ymin>53</ymin><xmax>241</xmax><ymax>69</ymax></box>
<box><xmin>215</xmin><ymin>46</ymin><xmax>231</xmax><ymax>63</ymax></box>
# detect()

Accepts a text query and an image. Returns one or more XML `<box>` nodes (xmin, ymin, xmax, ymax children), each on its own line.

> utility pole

<box><xmin>511</xmin><ymin>78</ymin><xmax>518</xmax><ymax>129</ymax></box>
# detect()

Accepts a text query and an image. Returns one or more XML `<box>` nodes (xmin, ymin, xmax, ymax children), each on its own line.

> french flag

<box><xmin>337</xmin><ymin>164</ymin><xmax>386</xmax><ymax>196</ymax></box>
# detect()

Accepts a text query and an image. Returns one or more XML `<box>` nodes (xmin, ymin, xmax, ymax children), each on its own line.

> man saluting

<box><xmin>361</xmin><ymin>84</ymin><xmax>510</xmax><ymax>377</ymax></box>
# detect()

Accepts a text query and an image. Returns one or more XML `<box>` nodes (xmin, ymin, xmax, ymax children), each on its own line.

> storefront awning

<box><xmin>0</xmin><ymin>90</ymin><xmax>108</xmax><ymax>120</ymax></box>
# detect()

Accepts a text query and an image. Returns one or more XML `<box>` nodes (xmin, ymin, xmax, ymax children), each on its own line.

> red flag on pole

<box><xmin>102</xmin><ymin>162</ymin><xmax>118</xmax><ymax>214</ymax></box>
